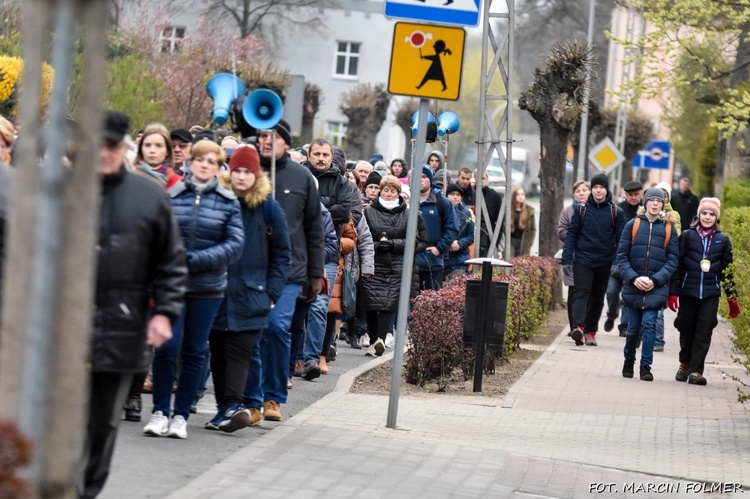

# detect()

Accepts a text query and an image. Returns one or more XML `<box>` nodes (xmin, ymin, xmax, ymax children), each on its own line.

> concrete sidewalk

<box><xmin>168</xmin><ymin>311</ymin><xmax>750</xmax><ymax>498</ymax></box>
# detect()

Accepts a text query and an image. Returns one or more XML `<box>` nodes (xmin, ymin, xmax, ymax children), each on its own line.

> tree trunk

<box><xmin>538</xmin><ymin>121</ymin><xmax>568</xmax><ymax>258</ymax></box>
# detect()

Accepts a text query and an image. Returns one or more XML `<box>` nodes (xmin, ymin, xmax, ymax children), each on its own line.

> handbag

<box><xmin>342</xmin><ymin>255</ymin><xmax>357</xmax><ymax>317</ymax></box>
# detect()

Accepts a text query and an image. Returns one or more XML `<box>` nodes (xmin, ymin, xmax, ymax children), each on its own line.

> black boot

<box><xmin>622</xmin><ymin>360</ymin><xmax>634</xmax><ymax>378</ymax></box>
<box><xmin>640</xmin><ymin>365</ymin><xmax>654</xmax><ymax>381</ymax></box>
<box><xmin>123</xmin><ymin>394</ymin><xmax>142</xmax><ymax>422</ymax></box>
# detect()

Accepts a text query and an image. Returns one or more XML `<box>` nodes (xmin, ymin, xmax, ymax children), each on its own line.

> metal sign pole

<box><xmin>387</xmin><ymin>98</ymin><xmax>430</xmax><ymax>429</ymax></box>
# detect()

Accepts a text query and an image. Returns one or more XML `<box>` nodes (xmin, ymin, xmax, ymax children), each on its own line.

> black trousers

<box><xmin>209</xmin><ymin>329</ymin><xmax>259</xmax><ymax>408</ymax></box>
<box><xmin>366</xmin><ymin>310</ymin><xmax>394</xmax><ymax>343</ymax></box>
<box><xmin>80</xmin><ymin>372</ymin><xmax>134</xmax><ymax>499</ymax></box>
<box><xmin>675</xmin><ymin>296</ymin><xmax>719</xmax><ymax>375</ymax></box>
<box><xmin>571</xmin><ymin>262</ymin><xmax>610</xmax><ymax>332</ymax></box>
<box><xmin>321</xmin><ymin>312</ymin><xmax>338</xmax><ymax>356</ymax></box>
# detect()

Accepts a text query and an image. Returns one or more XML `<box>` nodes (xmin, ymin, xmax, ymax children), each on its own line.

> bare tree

<box><xmin>519</xmin><ymin>41</ymin><xmax>594</xmax><ymax>258</ymax></box>
<box><xmin>203</xmin><ymin>0</ymin><xmax>335</xmax><ymax>47</ymax></box>
<box><xmin>394</xmin><ymin>98</ymin><xmax>419</xmax><ymax>160</ymax></box>
<box><xmin>302</xmin><ymin>83</ymin><xmax>321</xmax><ymax>144</ymax></box>
<box><xmin>340</xmin><ymin>83</ymin><xmax>390</xmax><ymax>161</ymax></box>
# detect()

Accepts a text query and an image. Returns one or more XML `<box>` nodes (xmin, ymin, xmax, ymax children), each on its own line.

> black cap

<box><xmin>102</xmin><ymin>110</ymin><xmax>130</xmax><ymax>143</ymax></box>
<box><xmin>193</xmin><ymin>129</ymin><xmax>217</xmax><ymax>144</ymax></box>
<box><xmin>445</xmin><ymin>183</ymin><xmax>463</xmax><ymax>196</ymax></box>
<box><xmin>623</xmin><ymin>180</ymin><xmax>643</xmax><ymax>192</ymax></box>
<box><xmin>365</xmin><ymin>171</ymin><xmax>382</xmax><ymax>188</ymax></box>
<box><xmin>170</xmin><ymin>128</ymin><xmax>193</xmax><ymax>144</ymax></box>
<box><xmin>274</xmin><ymin>119</ymin><xmax>292</xmax><ymax>146</ymax></box>
<box><xmin>590</xmin><ymin>173</ymin><xmax>609</xmax><ymax>191</ymax></box>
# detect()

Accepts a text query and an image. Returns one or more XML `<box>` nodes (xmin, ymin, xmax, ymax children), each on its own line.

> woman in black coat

<box><xmin>360</xmin><ymin>175</ymin><xmax>427</xmax><ymax>356</ymax></box>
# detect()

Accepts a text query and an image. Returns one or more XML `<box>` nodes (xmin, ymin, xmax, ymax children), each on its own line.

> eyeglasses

<box><xmin>646</xmin><ymin>198</ymin><xmax>663</xmax><ymax>204</ymax></box>
<box><xmin>173</xmin><ymin>142</ymin><xmax>190</xmax><ymax>149</ymax></box>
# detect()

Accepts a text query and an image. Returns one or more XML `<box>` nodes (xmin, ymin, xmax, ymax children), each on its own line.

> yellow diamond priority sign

<box><xmin>388</xmin><ymin>22</ymin><xmax>466</xmax><ymax>101</ymax></box>
<box><xmin>588</xmin><ymin>137</ymin><xmax>625</xmax><ymax>173</ymax></box>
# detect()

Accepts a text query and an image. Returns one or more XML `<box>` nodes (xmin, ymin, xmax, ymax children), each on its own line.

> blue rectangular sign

<box><xmin>634</xmin><ymin>140</ymin><xmax>671</xmax><ymax>170</ymax></box>
<box><xmin>385</xmin><ymin>0</ymin><xmax>481</xmax><ymax>27</ymax></box>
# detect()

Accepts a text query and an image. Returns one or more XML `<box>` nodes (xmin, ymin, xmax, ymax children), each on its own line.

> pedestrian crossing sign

<box><xmin>388</xmin><ymin>22</ymin><xmax>466</xmax><ymax>101</ymax></box>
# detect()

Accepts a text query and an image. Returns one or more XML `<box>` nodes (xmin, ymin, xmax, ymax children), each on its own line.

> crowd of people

<box><xmin>559</xmin><ymin>173</ymin><xmax>740</xmax><ymax>384</ymax></box>
<box><xmin>0</xmin><ymin>108</ymin><xmax>742</xmax><ymax>497</ymax></box>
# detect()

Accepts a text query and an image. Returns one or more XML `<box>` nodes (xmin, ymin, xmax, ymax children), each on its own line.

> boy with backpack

<box><xmin>616</xmin><ymin>188</ymin><xmax>679</xmax><ymax>381</ymax></box>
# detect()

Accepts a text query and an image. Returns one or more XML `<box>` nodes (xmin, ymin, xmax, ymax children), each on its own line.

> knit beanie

<box><xmin>274</xmin><ymin>119</ymin><xmax>292</xmax><ymax>146</ymax></box>
<box><xmin>228</xmin><ymin>145</ymin><xmax>261</xmax><ymax>176</ymax></box>
<box><xmin>590</xmin><ymin>173</ymin><xmax>609</xmax><ymax>191</ymax></box>
<box><xmin>642</xmin><ymin>187</ymin><xmax>665</xmax><ymax>206</ymax></box>
<box><xmin>698</xmin><ymin>197</ymin><xmax>720</xmax><ymax>218</ymax></box>
<box><xmin>365</xmin><ymin>171</ymin><xmax>382</xmax><ymax>188</ymax></box>
<box><xmin>369</xmin><ymin>153</ymin><xmax>384</xmax><ymax>166</ymax></box>
<box><xmin>445</xmin><ymin>183</ymin><xmax>463</xmax><ymax>196</ymax></box>
<box><xmin>421</xmin><ymin>164</ymin><xmax>434</xmax><ymax>186</ymax></box>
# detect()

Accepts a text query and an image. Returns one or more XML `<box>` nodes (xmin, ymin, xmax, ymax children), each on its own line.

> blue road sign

<box><xmin>385</xmin><ymin>0</ymin><xmax>482</xmax><ymax>27</ymax></box>
<box><xmin>635</xmin><ymin>140</ymin><xmax>671</xmax><ymax>169</ymax></box>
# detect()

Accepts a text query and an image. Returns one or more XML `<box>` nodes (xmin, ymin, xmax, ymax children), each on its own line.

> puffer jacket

<box><xmin>562</xmin><ymin>191</ymin><xmax>626</xmax><ymax>268</ymax></box>
<box><xmin>616</xmin><ymin>213</ymin><xmax>679</xmax><ymax>310</ymax></box>
<box><xmin>360</xmin><ymin>197</ymin><xmax>427</xmax><ymax>312</ymax></box>
<box><xmin>328</xmin><ymin>219</ymin><xmax>358</xmax><ymax>315</ymax></box>
<box><xmin>417</xmin><ymin>190</ymin><xmax>458</xmax><ymax>271</ymax></box>
<box><xmin>322</xmin><ymin>205</ymin><xmax>339</xmax><ymax>264</ymax></box>
<box><xmin>93</xmin><ymin>166</ymin><xmax>187</xmax><ymax>373</ymax></box>
<box><xmin>168</xmin><ymin>176</ymin><xmax>244</xmax><ymax>295</ymax></box>
<box><xmin>212</xmin><ymin>172</ymin><xmax>292</xmax><ymax>332</ymax></box>
<box><xmin>307</xmin><ymin>162</ymin><xmax>352</xmax><ymax>229</ymax></box>
<box><xmin>670</xmin><ymin>226</ymin><xmax>736</xmax><ymax>300</ymax></box>
<box><xmin>448</xmin><ymin>202</ymin><xmax>474</xmax><ymax>269</ymax></box>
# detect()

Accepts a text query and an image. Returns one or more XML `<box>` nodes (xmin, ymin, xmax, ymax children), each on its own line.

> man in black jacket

<box><xmin>81</xmin><ymin>110</ymin><xmax>187</xmax><ymax>498</ymax></box>
<box><xmin>245</xmin><ymin>120</ymin><xmax>325</xmax><ymax>421</ymax></box>
<box><xmin>671</xmin><ymin>177</ymin><xmax>699</xmax><ymax>227</ymax></box>
<box><xmin>307</xmin><ymin>138</ymin><xmax>352</xmax><ymax>231</ymax></box>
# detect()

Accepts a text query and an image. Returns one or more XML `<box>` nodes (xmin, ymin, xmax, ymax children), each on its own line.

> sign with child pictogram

<box><xmin>388</xmin><ymin>22</ymin><xmax>466</xmax><ymax>101</ymax></box>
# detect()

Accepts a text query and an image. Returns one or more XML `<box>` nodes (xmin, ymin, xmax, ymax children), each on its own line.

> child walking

<box><xmin>668</xmin><ymin>197</ymin><xmax>741</xmax><ymax>385</ymax></box>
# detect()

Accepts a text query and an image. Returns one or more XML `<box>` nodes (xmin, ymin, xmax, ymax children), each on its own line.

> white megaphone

<box><xmin>411</xmin><ymin>110</ymin><xmax>435</xmax><ymax>135</ymax></box>
<box><xmin>206</xmin><ymin>73</ymin><xmax>247</xmax><ymax>125</ymax></box>
<box><xmin>436</xmin><ymin>112</ymin><xmax>460</xmax><ymax>136</ymax></box>
<box><xmin>241</xmin><ymin>88</ymin><xmax>284</xmax><ymax>130</ymax></box>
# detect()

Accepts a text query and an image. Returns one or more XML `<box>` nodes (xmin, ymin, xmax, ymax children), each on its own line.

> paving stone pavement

<box><xmin>169</xmin><ymin>310</ymin><xmax>750</xmax><ymax>498</ymax></box>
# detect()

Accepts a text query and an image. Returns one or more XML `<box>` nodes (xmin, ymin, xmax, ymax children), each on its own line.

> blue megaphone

<box><xmin>411</xmin><ymin>110</ymin><xmax>435</xmax><ymax>135</ymax></box>
<box><xmin>206</xmin><ymin>73</ymin><xmax>247</xmax><ymax>125</ymax></box>
<box><xmin>241</xmin><ymin>89</ymin><xmax>284</xmax><ymax>130</ymax></box>
<box><xmin>436</xmin><ymin>112</ymin><xmax>460</xmax><ymax>136</ymax></box>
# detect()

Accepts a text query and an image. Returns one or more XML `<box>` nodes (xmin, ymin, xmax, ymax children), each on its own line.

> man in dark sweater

<box><xmin>243</xmin><ymin>119</ymin><xmax>325</xmax><ymax>422</ymax></box>
<box><xmin>605</xmin><ymin>180</ymin><xmax>643</xmax><ymax>336</ymax></box>
<box><xmin>671</xmin><ymin>177</ymin><xmax>699</xmax><ymax>227</ymax></box>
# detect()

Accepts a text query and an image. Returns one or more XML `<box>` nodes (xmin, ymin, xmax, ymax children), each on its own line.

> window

<box><xmin>326</xmin><ymin>121</ymin><xmax>348</xmax><ymax>147</ymax></box>
<box><xmin>334</xmin><ymin>42</ymin><xmax>360</xmax><ymax>78</ymax></box>
<box><xmin>159</xmin><ymin>26</ymin><xmax>185</xmax><ymax>53</ymax></box>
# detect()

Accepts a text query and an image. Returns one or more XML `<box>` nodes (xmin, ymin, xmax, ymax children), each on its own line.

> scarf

<box><xmin>697</xmin><ymin>226</ymin><xmax>716</xmax><ymax>258</ymax></box>
<box><xmin>379</xmin><ymin>198</ymin><xmax>400</xmax><ymax>210</ymax></box>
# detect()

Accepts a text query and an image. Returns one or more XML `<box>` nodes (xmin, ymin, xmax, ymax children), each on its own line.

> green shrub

<box><xmin>405</xmin><ymin>256</ymin><xmax>557</xmax><ymax>386</ymax></box>
<box><xmin>721</xmin><ymin>206</ymin><xmax>750</xmax><ymax>401</ymax></box>
<box><xmin>723</xmin><ymin>180</ymin><xmax>750</xmax><ymax>209</ymax></box>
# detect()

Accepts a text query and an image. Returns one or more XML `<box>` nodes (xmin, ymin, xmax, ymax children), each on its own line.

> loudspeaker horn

<box><xmin>436</xmin><ymin>112</ymin><xmax>460</xmax><ymax>136</ymax></box>
<box><xmin>411</xmin><ymin>110</ymin><xmax>435</xmax><ymax>135</ymax></box>
<box><xmin>206</xmin><ymin>73</ymin><xmax>247</xmax><ymax>125</ymax></box>
<box><xmin>242</xmin><ymin>88</ymin><xmax>284</xmax><ymax>130</ymax></box>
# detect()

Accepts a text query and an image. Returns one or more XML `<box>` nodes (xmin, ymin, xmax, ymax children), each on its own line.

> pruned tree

<box><xmin>519</xmin><ymin>41</ymin><xmax>594</xmax><ymax>258</ymax></box>
<box><xmin>340</xmin><ymin>83</ymin><xmax>390</xmax><ymax>161</ymax></box>
<box><xmin>203</xmin><ymin>0</ymin><xmax>334</xmax><ymax>48</ymax></box>
<box><xmin>302</xmin><ymin>83</ymin><xmax>321</xmax><ymax>144</ymax></box>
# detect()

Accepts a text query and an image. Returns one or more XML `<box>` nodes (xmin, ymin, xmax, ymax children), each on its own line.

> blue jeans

<box><xmin>624</xmin><ymin>307</ymin><xmax>658</xmax><ymax>367</ymax></box>
<box><xmin>289</xmin><ymin>300</ymin><xmax>310</xmax><ymax>374</ymax></box>
<box><xmin>152</xmin><ymin>297</ymin><xmax>222</xmax><ymax>419</ymax></box>
<box><xmin>654</xmin><ymin>308</ymin><xmax>665</xmax><ymax>348</ymax></box>
<box><xmin>301</xmin><ymin>262</ymin><xmax>338</xmax><ymax>365</ymax></box>
<box><xmin>605</xmin><ymin>275</ymin><xmax>622</xmax><ymax>320</ymax></box>
<box><xmin>244</xmin><ymin>282</ymin><xmax>301</xmax><ymax>406</ymax></box>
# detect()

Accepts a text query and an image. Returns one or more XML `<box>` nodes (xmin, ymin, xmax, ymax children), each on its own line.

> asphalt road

<box><xmin>100</xmin><ymin>341</ymin><xmax>377</xmax><ymax>499</ymax></box>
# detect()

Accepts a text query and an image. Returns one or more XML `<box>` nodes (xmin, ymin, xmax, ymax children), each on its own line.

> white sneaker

<box><xmin>365</xmin><ymin>343</ymin><xmax>378</xmax><ymax>356</ymax></box>
<box><xmin>167</xmin><ymin>415</ymin><xmax>188</xmax><ymax>439</ymax></box>
<box><xmin>143</xmin><ymin>411</ymin><xmax>169</xmax><ymax>437</ymax></box>
<box><xmin>384</xmin><ymin>333</ymin><xmax>395</xmax><ymax>348</ymax></box>
<box><xmin>373</xmin><ymin>338</ymin><xmax>386</xmax><ymax>356</ymax></box>
<box><xmin>361</xmin><ymin>333</ymin><xmax>370</xmax><ymax>348</ymax></box>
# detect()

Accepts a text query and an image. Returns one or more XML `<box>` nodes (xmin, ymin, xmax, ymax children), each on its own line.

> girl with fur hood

<box><xmin>207</xmin><ymin>145</ymin><xmax>292</xmax><ymax>432</ymax></box>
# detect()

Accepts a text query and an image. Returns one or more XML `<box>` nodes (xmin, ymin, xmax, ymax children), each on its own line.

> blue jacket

<box><xmin>562</xmin><ymin>191</ymin><xmax>625</xmax><ymax>268</ymax></box>
<box><xmin>616</xmin><ymin>214</ymin><xmax>679</xmax><ymax>310</ymax></box>
<box><xmin>448</xmin><ymin>202</ymin><xmax>474</xmax><ymax>269</ymax></box>
<box><xmin>212</xmin><ymin>173</ymin><xmax>292</xmax><ymax>331</ymax></box>
<box><xmin>322</xmin><ymin>204</ymin><xmax>339</xmax><ymax>264</ymax></box>
<box><xmin>417</xmin><ymin>191</ymin><xmax>459</xmax><ymax>270</ymax></box>
<box><xmin>670</xmin><ymin>227</ymin><xmax>735</xmax><ymax>300</ymax></box>
<box><xmin>168</xmin><ymin>177</ymin><xmax>244</xmax><ymax>295</ymax></box>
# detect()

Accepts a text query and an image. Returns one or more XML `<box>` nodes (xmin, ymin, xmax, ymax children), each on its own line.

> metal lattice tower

<box><xmin>473</xmin><ymin>0</ymin><xmax>514</xmax><ymax>260</ymax></box>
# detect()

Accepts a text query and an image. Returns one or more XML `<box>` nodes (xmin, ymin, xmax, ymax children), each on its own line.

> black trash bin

<box><xmin>462</xmin><ymin>279</ymin><xmax>508</xmax><ymax>356</ymax></box>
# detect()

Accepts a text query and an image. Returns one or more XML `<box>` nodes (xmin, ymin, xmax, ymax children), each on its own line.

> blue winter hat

<box><xmin>421</xmin><ymin>164</ymin><xmax>434</xmax><ymax>186</ymax></box>
<box><xmin>369</xmin><ymin>153</ymin><xmax>384</xmax><ymax>166</ymax></box>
